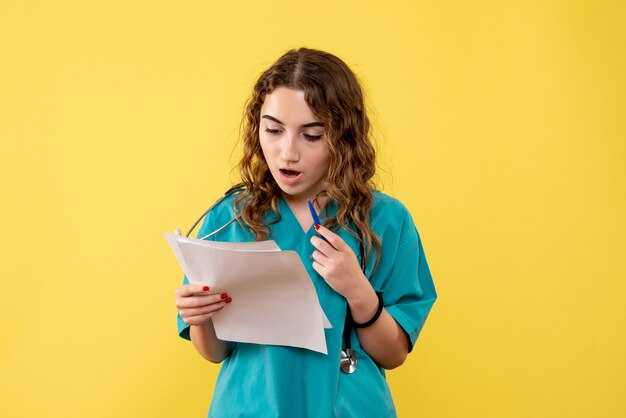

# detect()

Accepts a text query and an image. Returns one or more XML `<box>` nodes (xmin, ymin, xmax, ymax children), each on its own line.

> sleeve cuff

<box><xmin>177</xmin><ymin>312</ymin><xmax>191</xmax><ymax>341</ymax></box>
<box><xmin>385</xmin><ymin>305</ymin><xmax>420</xmax><ymax>353</ymax></box>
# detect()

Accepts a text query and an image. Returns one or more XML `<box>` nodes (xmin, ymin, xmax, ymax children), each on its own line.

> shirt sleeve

<box><xmin>380</xmin><ymin>209</ymin><xmax>437</xmax><ymax>353</ymax></box>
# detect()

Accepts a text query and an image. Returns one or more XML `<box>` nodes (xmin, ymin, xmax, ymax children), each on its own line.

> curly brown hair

<box><xmin>234</xmin><ymin>47</ymin><xmax>381</xmax><ymax>272</ymax></box>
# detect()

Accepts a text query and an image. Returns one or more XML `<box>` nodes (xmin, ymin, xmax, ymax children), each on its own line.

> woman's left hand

<box><xmin>310</xmin><ymin>225</ymin><xmax>370</xmax><ymax>301</ymax></box>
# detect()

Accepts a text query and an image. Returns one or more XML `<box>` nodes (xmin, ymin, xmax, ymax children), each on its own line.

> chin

<box><xmin>277</xmin><ymin>185</ymin><xmax>307</xmax><ymax>200</ymax></box>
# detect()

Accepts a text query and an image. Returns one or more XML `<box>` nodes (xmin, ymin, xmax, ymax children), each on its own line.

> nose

<box><xmin>280</xmin><ymin>133</ymin><xmax>300</xmax><ymax>162</ymax></box>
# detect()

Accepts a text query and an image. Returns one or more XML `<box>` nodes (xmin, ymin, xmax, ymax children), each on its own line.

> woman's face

<box><xmin>259</xmin><ymin>87</ymin><xmax>330</xmax><ymax>203</ymax></box>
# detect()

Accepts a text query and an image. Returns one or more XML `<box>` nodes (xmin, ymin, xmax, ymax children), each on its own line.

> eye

<box><xmin>304</xmin><ymin>134</ymin><xmax>323</xmax><ymax>142</ymax></box>
<box><xmin>265</xmin><ymin>128</ymin><xmax>281</xmax><ymax>135</ymax></box>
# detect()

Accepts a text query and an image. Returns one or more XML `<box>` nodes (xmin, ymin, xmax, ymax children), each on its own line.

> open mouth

<box><xmin>279</xmin><ymin>168</ymin><xmax>302</xmax><ymax>178</ymax></box>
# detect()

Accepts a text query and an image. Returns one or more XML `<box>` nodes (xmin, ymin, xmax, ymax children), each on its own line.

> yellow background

<box><xmin>1</xmin><ymin>1</ymin><xmax>624</xmax><ymax>417</ymax></box>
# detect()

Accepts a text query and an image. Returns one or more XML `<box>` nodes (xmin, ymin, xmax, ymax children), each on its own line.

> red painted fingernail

<box><xmin>221</xmin><ymin>293</ymin><xmax>228</xmax><ymax>299</ymax></box>
<box><xmin>225</xmin><ymin>297</ymin><xmax>232</xmax><ymax>303</ymax></box>
<box><xmin>203</xmin><ymin>286</ymin><xmax>209</xmax><ymax>291</ymax></box>
<box><xmin>314</xmin><ymin>224</ymin><xmax>320</xmax><ymax>230</ymax></box>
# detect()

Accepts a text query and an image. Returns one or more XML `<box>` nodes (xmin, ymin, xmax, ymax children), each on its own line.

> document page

<box><xmin>165</xmin><ymin>233</ymin><xmax>331</xmax><ymax>354</ymax></box>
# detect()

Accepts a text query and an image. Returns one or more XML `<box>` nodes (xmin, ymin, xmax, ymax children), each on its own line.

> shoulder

<box><xmin>196</xmin><ymin>186</ymin><xmax>243</xmax><ymax>236</ymax></box>
<box><xmin>371</xmin><ymin>190</ymin><xmax>408</xmax><ymax>212</ymax></box>
<box><xmin>211</xmin><ymin>187</ymin><xmax>241</xmax><ymax>216</ymax></box>
<box><xmin>369</xmin><ymin>190</ymin><xmax>419</xmax><ymax>244</ymax></box>
<box><xmin>370</xmin><ymin>190</ymin><xmax>413</xmax><ymax>224</ymax></box>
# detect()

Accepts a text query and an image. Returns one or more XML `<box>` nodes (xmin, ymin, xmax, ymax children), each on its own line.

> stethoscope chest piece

<box><xmin>340</xmin><ymin>348</ymin><xmax>357</xmax><ymax>374</ymax></box>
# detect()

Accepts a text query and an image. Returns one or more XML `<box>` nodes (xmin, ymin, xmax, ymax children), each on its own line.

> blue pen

<box><xmin>307</xmin><ymin>199</ymin><xmax>330</xmax><ymax>243</ymax></box>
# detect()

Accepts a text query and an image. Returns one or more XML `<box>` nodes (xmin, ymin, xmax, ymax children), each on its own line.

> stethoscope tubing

<box><xmin>185</xmin><ymin>183</ymin><xmax>244</xmax><ymax>238</ymax></box>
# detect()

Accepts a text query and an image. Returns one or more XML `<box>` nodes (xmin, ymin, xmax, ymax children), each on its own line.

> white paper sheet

<box><xmin>165</xmin><ymin>233</ymin><xmax>331</xmax><ymax>354</ymax></box>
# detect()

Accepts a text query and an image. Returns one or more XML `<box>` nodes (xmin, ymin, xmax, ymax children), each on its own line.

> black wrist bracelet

<box><xmin>352</xmin><ymin>292</ymin><xmax>384</xmax><ymax>328</ymax></box>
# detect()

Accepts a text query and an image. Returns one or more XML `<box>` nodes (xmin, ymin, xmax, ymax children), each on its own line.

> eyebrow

<box><xmin>261</xmin><ymin>115</ymin><xmax>324</xmax><ymax>128</ymax></box>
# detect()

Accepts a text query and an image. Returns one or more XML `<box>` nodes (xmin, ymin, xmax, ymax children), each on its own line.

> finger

<box><xmin>310</xmin><ymin>236</ymin><xmax>337</xmax><ymax>257</ymax></box>
<box><xmin>177</xmin><ymin>292</ymin><xmax>229</xmax><ymax>309</ymax></box>
<box><xmin>311</xmin><ymin>249</ymin><xmax>328</xmax><ymax>267</ymax></box>
<box><xmin>314</xmin><ymin>225</ymin><xmax>347</xmax><ymax>251</ymax></box>
<box><xmin>312</xmin><ymin>260</ymin><xmax>327</xmax><ymax>278</ymax></box>
<box><xmin>176</xmin><ymin>283</ymin><xmax>211</xmax><ymax>297</ymax></box>
<box><xmin>180</xmin><ymin>300</ymin><xmax>228</xmax><ymax>318</ymax></box>
<box><xmin>183</xmin><ymin>307</ymin><xmax>225</xmax><ymax>326</ymax></box>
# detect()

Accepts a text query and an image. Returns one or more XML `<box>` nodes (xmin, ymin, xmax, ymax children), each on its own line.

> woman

<box><xmin>175</xmin><ymin>47</ymin><xmax>437</xmax><ymax>417</ymax></box>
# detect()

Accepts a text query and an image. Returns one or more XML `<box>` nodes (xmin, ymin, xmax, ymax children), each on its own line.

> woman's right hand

<box><xmin>175</xmin><ymin>284</ymin><xmax>232</xmax><ymax>326</ymax></box>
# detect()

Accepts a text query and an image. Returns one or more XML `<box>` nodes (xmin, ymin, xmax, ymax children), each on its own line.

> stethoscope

<box><xmin>177</xmin><ymin>184</ymin><xmax>365</xmax><ymax>374</ymax></box>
